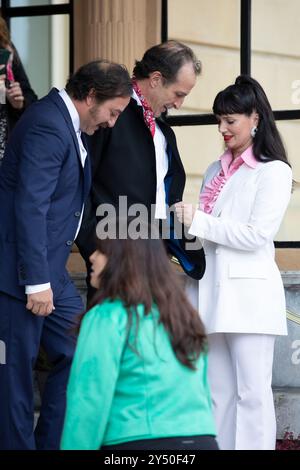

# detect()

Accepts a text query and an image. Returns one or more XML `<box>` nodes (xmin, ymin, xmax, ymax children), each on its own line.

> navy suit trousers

<box><xmin>0</xmin><ymin>278</ymin><xmax>83</xmax><ymax>450</ymax></box>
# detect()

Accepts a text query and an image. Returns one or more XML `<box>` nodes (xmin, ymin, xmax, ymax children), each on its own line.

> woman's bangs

<box><xmin>213</xmin><ymin>90</ymin><xmax>246</xmax><ymax>115</ymax></box>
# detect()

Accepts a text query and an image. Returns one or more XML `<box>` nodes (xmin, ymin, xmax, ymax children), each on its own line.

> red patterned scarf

<box><xmin>132</xmin><ymin>78</ymin><xmax>155</xmax><ymax>138</ymax></box>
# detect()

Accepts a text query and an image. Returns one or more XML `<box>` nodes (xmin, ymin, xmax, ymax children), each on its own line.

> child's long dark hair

<box><xmin>78</xmin><ymin>219</ymin><xmax>206</xmax><ymax>370</ymax></box>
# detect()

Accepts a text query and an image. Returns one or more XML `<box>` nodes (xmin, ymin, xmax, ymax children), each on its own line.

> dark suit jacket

<box><xmin>77</xmin><ymin>98</ymin><xmax>205</xmax><ymax>280</ymax></box>
<box><xmin>0</xmin><ymin>88</ymin><xmax>91</xmax><ymax>301</ymax></box>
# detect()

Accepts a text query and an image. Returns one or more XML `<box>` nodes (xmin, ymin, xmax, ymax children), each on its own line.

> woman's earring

<box><xmin>251</xmin><ymin>126</ymin><xmax>258</xmax><ymax>138</ymax></box>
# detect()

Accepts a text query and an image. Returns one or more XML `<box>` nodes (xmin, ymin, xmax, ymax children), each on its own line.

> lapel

<box><xmin>130</xmin><ymin>98</ymin><xmax>183</xmax><ymax>171</ymax></box>
<box><xmin>81</xmin><ymin>133</ymin><xmax>92</xmax><ymax>201</ymax></box>
<box><xmin>211</xmin><ymin>163</ymin><xmax>253</xmax><ymax>217</ymax></box>
<box><xmin>47</xmin><ymin>88</ymin><xmax>82</xmax><ymax>166</ymax></box>
<box><xmin>47</xmin><ymin>89</ymin><xmax>92</xmax><ymax>200</ymax></box>
<box><xmin>156</xmin><ymin>117</ymin><xmax>185</xmax><ymax>173</ymax></box>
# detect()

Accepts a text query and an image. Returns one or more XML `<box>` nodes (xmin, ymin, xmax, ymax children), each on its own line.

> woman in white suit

<box><xmin>175</xmin><ymin>75</ymin><xmax>292</xmax><ymax>450</ymax></box>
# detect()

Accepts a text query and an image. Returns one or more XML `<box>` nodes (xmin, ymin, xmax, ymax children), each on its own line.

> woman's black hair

<box><xmin>213</xmin><ymin>75</ymin><xmax>290</xmax><ymax>166</ymax></box>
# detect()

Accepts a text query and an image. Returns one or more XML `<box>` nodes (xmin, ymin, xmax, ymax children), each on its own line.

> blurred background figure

<box><xmin>0</xmin><ymin>15</ymin><xmax>37</xmax><ymax>163</ymax></box>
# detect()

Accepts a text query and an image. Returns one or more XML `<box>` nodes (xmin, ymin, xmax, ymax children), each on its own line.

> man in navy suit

<box><xmin>0</xmin><ymin>60</ymin><xmax>131</xmax><ymax>449</ymax></box>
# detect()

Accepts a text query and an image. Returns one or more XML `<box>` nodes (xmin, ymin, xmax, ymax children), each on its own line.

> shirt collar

<box><xmin>132</xmin><ymin>88</ymin><xmax>142</xmax><ymax>107</ymax></box>
<box><xmin>220</xmin><ymin>145</ymin><xmax>258</xmax><ymax>170</ymax></box>
<box><xmin>59</xmin><ymin>88</ymin><xmax>81</xmax><ymax>134</ymax></box>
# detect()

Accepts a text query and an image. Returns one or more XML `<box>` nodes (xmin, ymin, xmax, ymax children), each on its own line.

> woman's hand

<box><xmin>6</xmin><ymin>81</ymin><xmax>25</xmax><ymax>110</ymax></box>
<box><xmin>175</xmin><ymin>201</ymin><xmax>196</xmax><ymax>227</ymax></box>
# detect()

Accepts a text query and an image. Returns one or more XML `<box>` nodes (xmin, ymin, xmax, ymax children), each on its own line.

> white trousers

<box><xmin>207</xmin><ymin>333</ymin><xmax>276</xmax><ymax>450</ymax></box>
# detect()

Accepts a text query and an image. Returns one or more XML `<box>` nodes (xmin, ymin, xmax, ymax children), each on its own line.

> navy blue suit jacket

<box><xmin>0</xmin><ymin>88</ymin><xmax>91</xmax><ymax>301</ymax></box>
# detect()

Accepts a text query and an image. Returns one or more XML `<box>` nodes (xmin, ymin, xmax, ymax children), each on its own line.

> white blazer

<box><xmin>188</xmin><ymin>159</ymin><xmax>292</xmax><ymax>335</ymax></box>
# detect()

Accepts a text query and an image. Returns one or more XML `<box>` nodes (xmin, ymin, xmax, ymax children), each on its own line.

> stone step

<box><xmin>274</xmin><ymin>387</ymin><xmax>300</xmax><ymax>438</ymax></box>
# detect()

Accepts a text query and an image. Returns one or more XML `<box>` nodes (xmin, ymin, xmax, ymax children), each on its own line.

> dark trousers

<box><xmin>0</xmin><ymin>278</ymin><xmax>83</xmax><ymax>450</ymax></box>
<box><xmin>102</xmin><ymin>435</ymin><xmax>219</xmax><ymax>450</ymax></box>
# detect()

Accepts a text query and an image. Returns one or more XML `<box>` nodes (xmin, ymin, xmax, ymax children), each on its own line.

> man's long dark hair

<box><xmin>78</xmin><ymin>219</ymin><xmax>206</xmax><ymax>370</ymax></box>
<box><xmin>213</xmin><ymin>75</ymin><xmax>290</xmax><ymax>166</ymax></box>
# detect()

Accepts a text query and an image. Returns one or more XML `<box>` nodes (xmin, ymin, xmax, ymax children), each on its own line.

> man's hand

<box><xmin>6</xmin><ymin>81</ymin><xmax>25</xmax><ymax>110</ymax></box>
<box><xmin>26</xmin><ymin>288</ymin><xmax>54</xmax><ymax>316</ymax></box>
<box><xmin>175</xmin><ymin>201</ymin><xmax>196</xmax><ymax>227</ymax></box>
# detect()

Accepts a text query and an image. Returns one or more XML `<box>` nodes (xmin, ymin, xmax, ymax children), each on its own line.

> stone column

<box><xmin>74</xmin><ymin>0</ymin><xmax>161</xmax><ymax>71</ymax></box>
<box><xmin>69</xmin><ymin>0</ymin><xmax>161</xmax><ymax>273</ymax></box>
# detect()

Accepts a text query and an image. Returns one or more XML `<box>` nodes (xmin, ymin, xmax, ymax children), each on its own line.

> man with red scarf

<box><xmin>77</xmin><ymin>41</ymin><xmax>205</xmax><ymax>299</ymax></box>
